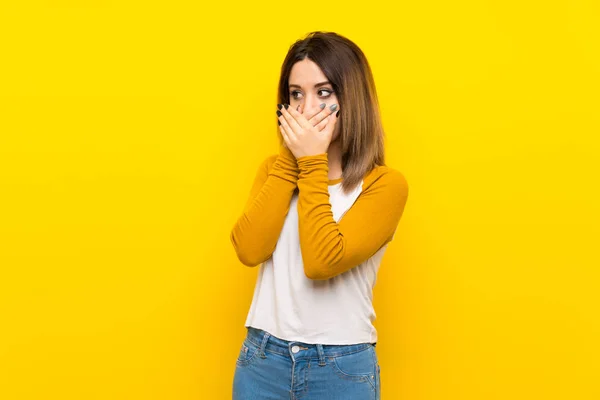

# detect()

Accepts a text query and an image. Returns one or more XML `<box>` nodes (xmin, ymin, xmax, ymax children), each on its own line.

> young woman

<box><xmin>230</xmin><ymin>31</ymin><xmax>409</xmax><ymax>399</ymax></box>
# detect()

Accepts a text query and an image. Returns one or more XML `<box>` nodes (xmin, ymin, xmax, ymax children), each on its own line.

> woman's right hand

<box><xmin>281</xmin><ymin>104</ymin><xmax>326</xmax><ymax>149</ymax></box>
<box><xmin>282</xmin><ymin>104</ymin><xmax>313</xmax><ymax>149</ymax></box>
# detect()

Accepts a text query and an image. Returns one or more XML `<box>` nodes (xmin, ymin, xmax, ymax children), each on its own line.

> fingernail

<box><xmin>284</xmin><ymin>104</ymin><xmax>289</xmax><ymax>110</ymax></box>
<box><xmin>276</xmin><ymin>110</ymin><xmax>282</xmax><ymax>117</ymax></box>
<box><xmin>330</xmin><ymin>104</ymin><xmax>338</xmax><ymax>111</ymax></box>
<box><xmin>320</xmin><ymin>103</ymin><xmax>326</xmax><ymax>109</ymax></box>
<box><xmin>336</xmin><ymin>110</ymin><xmax>340</xmax><ymax>117</ymax></box>
<box><xmin>277</xmin><ymin>103</ymin><xmax>283</xmax><ymax>110</ymax></box>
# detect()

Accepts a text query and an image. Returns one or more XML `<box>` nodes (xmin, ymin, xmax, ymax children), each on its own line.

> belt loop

<box><xmin>316</xmin><ymin>344</ymin><xmax>326</xmax><ymax>366</ymax></box>
<box><xmin>258</xmin><ymin>330</ymin><xmax>271</xmax><ymax>359</ymax></box>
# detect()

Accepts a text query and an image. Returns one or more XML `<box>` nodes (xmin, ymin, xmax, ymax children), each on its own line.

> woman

<box><xmin>230</xmin><ymin>31</ymin><xmax>409</xmax><ymax>399</ymax></box>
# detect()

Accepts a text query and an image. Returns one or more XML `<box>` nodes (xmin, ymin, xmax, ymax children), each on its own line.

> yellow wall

<box><xmin>1</xmin><ymin>1</ymin><xmax>598</xmax><ymax>399</ymax></box>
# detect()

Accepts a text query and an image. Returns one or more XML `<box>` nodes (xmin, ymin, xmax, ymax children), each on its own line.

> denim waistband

<box><xmin>244</xmin><ymin>326</ymin><xmax>376</xmax><ymax>359</ymax></box>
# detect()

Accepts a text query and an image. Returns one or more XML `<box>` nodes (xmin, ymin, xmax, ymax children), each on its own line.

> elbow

<box><xmin>230</xmin><ymin>231</ymin><xmax>263</xmax><ymax>267</ymax></box>
<box><xmin>237</xmin><ymin>253</ymin><xmax>263</xmax><ymax>267</ymax></box>
<box><xmin>302</xmin><ymin>248</ymin><xmax>346</xmax><ymax>280</ymax></box>
<box><xmin>303</xmin><ymin>262</ymin><xmax>331</xmax><ymax>280</ymax></box>
<box><xmin>233</xmin><ymin>246</ymin><xmax>264</xmax><ymax>267</ymax></box>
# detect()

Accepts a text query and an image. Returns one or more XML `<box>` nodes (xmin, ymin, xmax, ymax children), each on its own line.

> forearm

<box><xmin>230</xmin><ymin>147</ymin><xmax>299</xmax><ymax>266</ymax></box>
<box><xmin>296</xmin><ymin>153</ymin><xmax>409</xmax><ymax>280</ymax></box>
<box><xmin>296</xmin><ymin>153</ymin><xmax>340</xmax><ymax>277</ymax></box>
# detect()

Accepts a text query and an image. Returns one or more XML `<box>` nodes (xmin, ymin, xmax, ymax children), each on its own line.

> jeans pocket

<box><xmin>236</xmin><ymin>339</ymin><xmax>260</xmax><ymax>367</ymax></box>
<box><xmin>329</xmin><ymin>345</ymin><xmax>377</xmax><ymax>390</ymax></box>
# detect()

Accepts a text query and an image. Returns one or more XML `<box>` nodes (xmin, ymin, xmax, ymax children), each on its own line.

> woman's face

<box><xmin>288</xmin><ymin>58</ymin><xmax>341</xmax><ymax>142</ymax></box>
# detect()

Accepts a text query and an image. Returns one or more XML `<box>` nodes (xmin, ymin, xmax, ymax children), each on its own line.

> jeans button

<box><xmin>291</xmin><ymin>345</ymin><xmax>300</xmax><ymax>353</ymax></box>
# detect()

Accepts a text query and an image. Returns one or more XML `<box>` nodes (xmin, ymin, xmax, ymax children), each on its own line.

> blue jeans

<box><xmin>232</xmin><ymin>327</ymin><xmax>381</xmax><ymax>399</ymax></box>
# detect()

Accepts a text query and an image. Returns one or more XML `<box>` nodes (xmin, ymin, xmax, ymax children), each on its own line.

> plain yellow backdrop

<box><xmin>1</xmin><ymin>1</ymin><xmax>599</xmax><ymax>399</ymax></box>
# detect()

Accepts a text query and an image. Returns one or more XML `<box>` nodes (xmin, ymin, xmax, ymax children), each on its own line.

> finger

<box><xmin>303</xmin><ymin>104</ymin><xmax>321</xmax><ymax>122</ymax></box>
<box><xmin>297</xmin><ymin>104</ymin><xmax>329</xmax><ymax>127</ymax></box>
<box><xmin>277</xmin><ymin>109</ymin><xmax>298</xmax><ymax>142</ymax></box>
<box><xmin>279</xmin><ymin>104</ymin><xmax>304</xmax><ymax>134</ymax></box>
<box><xmin>279</xmin><ymin>120</ymin><xmax>291</xmax><ymax>148</ymax></box>
<box><xmin>301</xmin><ymin>104</ymin><xmax>318</xmax><ymax>121</ymax></box>
<box><xmin>285</xmin><ymin>103</ymin><xmax>312</xmax><ymax>131</ymax></box>
<box><xmin>320</xmin><ymin>108</ymin><xmax>340</xmax><ymax>133</ymax></box>
<box><xmin>315</xmin><ymin>115</ymin><xmax>330</xmax><ymax>131</ymax></box>
<box><xmin>300</xmin><ymin>104</ymin><xmax>324</xmax><ymax>127</ymax></box>
<box><xmin>309</xmin><ymin>103</ymin><xmax>338</xmax><ymax>127</ymax></box>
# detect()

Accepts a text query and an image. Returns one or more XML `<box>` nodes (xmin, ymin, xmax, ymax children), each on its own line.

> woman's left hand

<box><xmin>277</xmin><ymin>103</ymin><xmax>340</xmax><ymax>159</ymax></box>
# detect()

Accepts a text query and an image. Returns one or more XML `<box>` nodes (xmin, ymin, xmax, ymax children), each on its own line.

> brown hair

<box><xmin>276</xmin><ymin>31</ymin><xmax>386</xmax><ymax>194</ymax></box>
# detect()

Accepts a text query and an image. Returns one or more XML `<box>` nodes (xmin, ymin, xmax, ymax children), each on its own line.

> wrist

<box><xmin>297</xmin><ymin>153</ymin><xmax>329</xmax><ymax>181</ymax></box>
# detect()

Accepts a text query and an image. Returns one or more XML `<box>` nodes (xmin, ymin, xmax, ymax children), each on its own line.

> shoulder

<box><xmin>363</xmin><ymin>165</ymin><xmax>409</xmax><ymax>196</ymax></box>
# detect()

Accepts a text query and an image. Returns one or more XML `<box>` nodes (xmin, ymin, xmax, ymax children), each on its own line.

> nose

<box><xmin>303</xmin><ymin>95</ymin><xmax>321</xmax><ymax>113</ymax></box>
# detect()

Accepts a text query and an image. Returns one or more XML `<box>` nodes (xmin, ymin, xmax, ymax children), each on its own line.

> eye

<box><xmin>289</xmin><ymin>89</ymin><xmax>334</xmax><ymax>100</ymax></box>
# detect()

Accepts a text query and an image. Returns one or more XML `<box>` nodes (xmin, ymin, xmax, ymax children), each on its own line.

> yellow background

<box><xmin>1</xmin><ymin>1</ymin><xmax>598</xmax><ymax>399</ymax></box>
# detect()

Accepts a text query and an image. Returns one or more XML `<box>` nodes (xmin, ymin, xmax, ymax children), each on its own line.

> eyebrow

<box><xmin>289</xmin><ymin>81</ymin><xmax>331</xmax><ymax>89</ymax></box>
